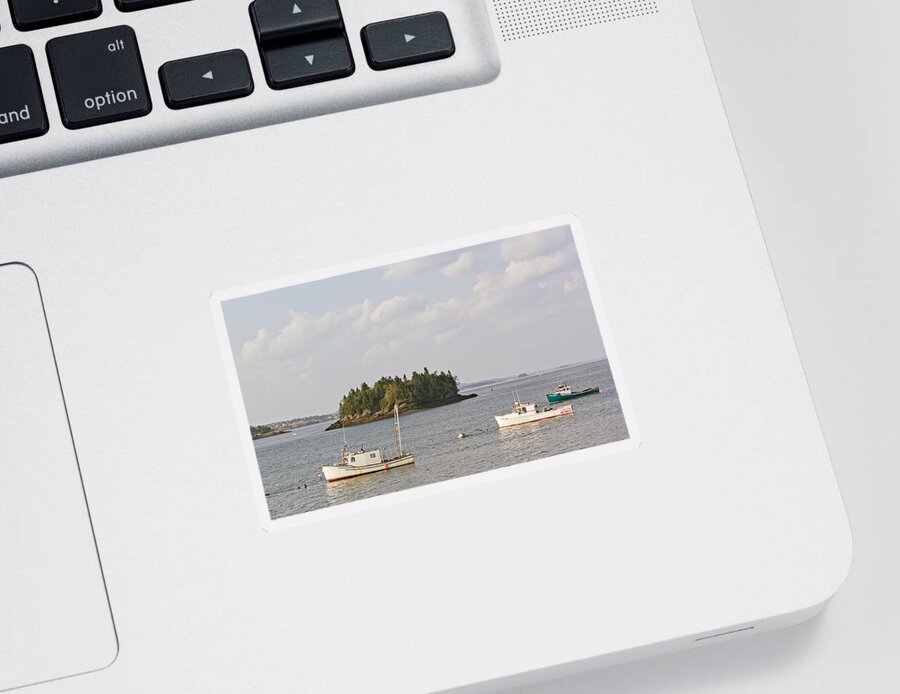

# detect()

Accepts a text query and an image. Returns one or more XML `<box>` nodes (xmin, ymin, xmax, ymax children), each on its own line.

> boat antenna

<box><xmin>394</xmin><ymin>402</ymin><xmax>403</xmax><ymax>456</ymax></box>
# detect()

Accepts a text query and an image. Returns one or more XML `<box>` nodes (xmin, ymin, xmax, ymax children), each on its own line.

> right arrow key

<box><xmin>361</xmin><ymin>12</ymin><xmax>455</xmax><ymax>71</ymax></box>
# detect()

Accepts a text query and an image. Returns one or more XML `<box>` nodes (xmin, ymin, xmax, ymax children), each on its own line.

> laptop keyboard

<box><xmin>0</xmin><ymin>0</ymin><xmax>499</xmax><ymax>176</ymax></box>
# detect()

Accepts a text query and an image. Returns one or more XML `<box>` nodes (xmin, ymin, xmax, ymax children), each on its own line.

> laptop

<box><xmin>0</xmin><ymin>1</ymin><xmax>851</xmax><ymax>692</ymax></box>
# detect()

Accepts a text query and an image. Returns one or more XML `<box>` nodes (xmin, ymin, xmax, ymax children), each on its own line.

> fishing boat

<box><xmin>545</xmin><ymin>383</ymin><xmax>599</xmax><ymax>403</ymax></box>
<box><xmin>321</xmin><ymin>404</ymin><xmax>414</xmax><ymax>482</ymax></box>
<box><xmin>494</xmin><ymin>400</ymin><xmax>574</xmax><ymax>429</ymax></box>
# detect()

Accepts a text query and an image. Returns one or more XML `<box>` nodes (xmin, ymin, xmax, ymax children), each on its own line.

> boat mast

<box><xmin>394</xmin><ymin>402</ymin><xmax>402</xmax><ymax>456</ymax></box>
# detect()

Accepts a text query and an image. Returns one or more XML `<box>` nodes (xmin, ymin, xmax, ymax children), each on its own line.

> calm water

<box><xmin>255</xmin><ymin>360</ymin><xmax>629</xmax><ymax>519</ymax></box>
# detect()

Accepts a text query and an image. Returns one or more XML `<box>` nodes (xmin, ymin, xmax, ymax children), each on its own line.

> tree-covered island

<box><xmin>325</xmin><ymin>367</ymin><xmax>477</xmax><ymax>430</ymax></box>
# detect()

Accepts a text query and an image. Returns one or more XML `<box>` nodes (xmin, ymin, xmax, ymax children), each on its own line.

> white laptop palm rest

<box><xmin>0</xmin><ymin>0</ymin><xmax>850</xmax><ymax>692</ymax></box>
<box><xmin>0</xmin><ymin>264</ymin><xmax>117</xmax><ymax>691</ymax></box>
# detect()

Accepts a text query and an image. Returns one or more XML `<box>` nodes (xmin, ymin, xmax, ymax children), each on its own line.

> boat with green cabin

<box><xmin>545</xmin><ymin>383</ymin><xmax>599</xmax><ymax>403</ymax></box>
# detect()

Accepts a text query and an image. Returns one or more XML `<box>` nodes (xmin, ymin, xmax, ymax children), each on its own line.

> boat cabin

<box><xmin>553</xmin><ymin>384</ymin><xmax>572</xmax><ymax>396</ymax></box>
<box><xmin>343</xmin><ymin>448</ymin><xmax>383</xmax><ymax>467</ymax></box>
<box><xmin>513</xmin><ymin>402</ymin><xmax>538</xmax><ymax>415</ymax></box>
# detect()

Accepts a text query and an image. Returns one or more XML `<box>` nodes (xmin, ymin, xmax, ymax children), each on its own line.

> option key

<box><xmin>47</xmin><ymin>26</ymin><xmax>152</xmax><ymax>130</ymax></box>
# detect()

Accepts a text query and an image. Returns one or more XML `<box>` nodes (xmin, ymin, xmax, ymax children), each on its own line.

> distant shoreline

<box><xmin>458</xmin><ymin>358</ymin><xmax>608</xmax><ymax>391</ymax></box>
<box><xmin>250</xmin><ymin>413</ymin><xmax>337</xmax><ymax>441</ymax></box>
<box><xmin>252</xmin><ymin>430</ymin><xmax>285</xmax><ymax>441</ymax></box>
<box><xmin>325</xmin><ymin>393</ymin><xmax>478</xmax><ymax>430</ymax></box>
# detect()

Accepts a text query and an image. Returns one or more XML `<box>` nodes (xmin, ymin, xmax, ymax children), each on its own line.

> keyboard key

<box><xmin>115</xmin><ymin>0</ymin><xmax>191</xmax><ymax>11</ymax></box>
<box><xmin>261</xmin><ymin>34</ymin><xmax>353</xmax><ymax>90</ymax></box>
<box><xmin>159</xmin><ymin>50</ymin><xmax>254</xmax><ymax>109</ymax></box>
<box><xmin>361</xmin><ymin>12</ymin><xmax>455</xmax><ymax>71</ymax></box>
<box><xmin>47</xmin><ymin>26</ymin><xmax>152</xmax><ymax>130</ymax></box>
<box><xmin>250</xmin><ymin>0</ymin><xmax>343</xmax><ymax>44</ymax></box>
<box><xmin>8</xmin><ymin>0</ymin><xmax>102</xmax><ymax>32</ymax></box>
<box><xmin>0</xmin><ymin>45</ymin><xmax>49</xmax><ymax>145</ymax></box>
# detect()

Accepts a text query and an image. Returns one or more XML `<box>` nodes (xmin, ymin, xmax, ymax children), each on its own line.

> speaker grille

<box><xmin>493</xmin><ymin>0</ymin><xmax>659</xmax><ymax>42</ymax></box>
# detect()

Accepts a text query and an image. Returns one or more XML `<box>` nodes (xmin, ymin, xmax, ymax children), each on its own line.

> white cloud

<box><xmin>434</xmin><ymin>327</ymin><xmax>462</xmax><ymax>346</ymax></box>
<box><xmin>382</xmin><ymin>256</ymin><xmax>443</xmax><ymax>280</ymax></box>
<box><xmin>363</xmin><ymin>342</ymin><xmax>386</xmax><ymax>361</ymax></box>
<box><xmin>441</xmin><ymin>251</ymin><xmax>475</xmax><ymax>278</ymax></box>
<box><xmin>363</xmin><ymin>340</ymin><xmax>401</xmax><ymax>363</ymax></box>
<box><xmin>469</xmin><ymin>272</ymin><xmax>501</xmax><ymax>316</ymax></box>
<box><xmin>498</xmin><ymin>310</ymin><xmax>542</xmax><ymax>332</ymax></box>
<box><xmin>240</xmin><ymin>328</ymin><xmax>269</xmax><ymax>361</ymax></box>
<box><xmin>504</xmin><ymin>251</ymin><xmax>568</xmax><ymax>285</ymax></box>
<box><xmin>240</xmin><ymin>304</ymin><xmax>360</xmax><ymax>363</ymax></box>
<box><xmin>240</xmin><ymin>293</ymin><xmax>431</xmax><ymax>365</ymax></box>
<box><xmin>563</xmin><ymin>271</ymin><xmax>584</xmax><ymax>294</ymax></box>
<box><xmin>238</xmin><ymin>233</ymin><xmax>583</xmax><ymax>374</ymax></box>
<box><xmin>370</xmin><ymin>295</ymin><xmax>421</xmax><ymax>324</ymax></box>
<box><xmin>410</xmin><ymin>297</ymin><xmax>462</xmax><ymax>327</ymax></box>
<box><xmin>499</xmin><ymin>226</ymin><xmax>569</xmax><ymax>262</ymax></box>
<box><xmin>228</xmin><ymin>227</ymin><xmax>608</xmax><ymax>423</ymax></box>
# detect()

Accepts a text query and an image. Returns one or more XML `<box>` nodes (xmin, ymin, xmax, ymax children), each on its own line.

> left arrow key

<box><xmin>159</xmin><ymin>50</ymin><xmax>254</xmax><ymax>110</ymax></box>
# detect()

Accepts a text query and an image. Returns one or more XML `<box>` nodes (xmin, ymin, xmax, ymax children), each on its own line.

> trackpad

<box><xmin>0</xmin><ymin>264</ymin><xmax>117</xmax><ymax>691</ymax></box>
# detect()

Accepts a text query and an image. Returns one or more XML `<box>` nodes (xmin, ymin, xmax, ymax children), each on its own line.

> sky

<box><xmin>222</xmin><ymin>226</ymin><xmax>608</xmax><ymax>424</ymax></box>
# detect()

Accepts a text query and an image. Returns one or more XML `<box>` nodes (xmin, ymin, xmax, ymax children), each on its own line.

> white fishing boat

<box><xmin>321</xmin><ymin>403</ymin><xmax>415</xmax><ymax>482</ymax></box>
<box><xmin>494</xmin><ymin>400</ymin><xmax>574</xmax><ymax>429</ymax></box>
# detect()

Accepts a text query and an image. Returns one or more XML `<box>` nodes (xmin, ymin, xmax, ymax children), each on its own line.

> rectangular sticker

<box><xmin>212</xmin><ymin>217</ymin><xmax>636</xmax><ymax>528</ymax></box>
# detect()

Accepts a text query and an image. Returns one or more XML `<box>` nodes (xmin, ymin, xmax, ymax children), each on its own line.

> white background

<box><xmin>527</xmin><ymin>1</ymin><xmax>900</xmax><ymax>691</ymax></box>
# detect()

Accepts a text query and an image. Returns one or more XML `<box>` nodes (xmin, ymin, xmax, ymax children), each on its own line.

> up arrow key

<box><xmin>251</xmin><ymin>0</ymin><xmax>345</xmax><ymax>43</ymax></box>
<box><xmin>404</xmin><ymin>34</ymin><xmax>415</xmax><ymax>43</ymax></box>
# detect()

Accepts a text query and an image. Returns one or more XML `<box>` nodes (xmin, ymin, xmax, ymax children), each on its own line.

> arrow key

<box><xmin>159</xmin><ymin>50</ymin><xmax>254</xmax><ymax>110</ymax></box>
<box><xmin>261</xmin><ymin>34</ymin><xmax>354</xmax><ymax>90</ymax></box>
<box><xmin>250</xmin><ymin>0</ymin><xmax>344</xmax><ymax>43</ymax></box>
<box><xmin>362</xmin><ymin>12</ymin><xmax>455</xmax><ymax>71</ymax></box>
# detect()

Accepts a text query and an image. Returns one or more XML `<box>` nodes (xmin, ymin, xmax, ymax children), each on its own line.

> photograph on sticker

<box><xmin>219</xmin><ymin>223</ymin><xmax>630</xmax><ymax>520</ymax></box>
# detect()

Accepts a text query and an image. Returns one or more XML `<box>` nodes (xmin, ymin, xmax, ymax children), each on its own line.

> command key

<box><xmin>0</xmin><ymin>45</ymin><xmax>49</xmax><ymax>145</ymax></box>
<box><xmin>47</xmin><ymin>26</ymin><xmax>152</xmax><ymax>130</ymax></box>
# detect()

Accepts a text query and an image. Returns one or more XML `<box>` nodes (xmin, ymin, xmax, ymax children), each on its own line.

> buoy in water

<box><xmin>458</xmin><ymin>432</ymin><xmax>466</xmax><ymax>439</ymax></box>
